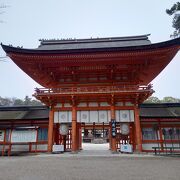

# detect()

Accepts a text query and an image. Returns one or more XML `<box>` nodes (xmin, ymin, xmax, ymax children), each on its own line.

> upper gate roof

<box><xmin>37</xmin><ymin>34</ymin><xmax>151</xmax><ymax>50</ymax></box>
<box><xmin>1</xmin><ymin>35</ymin><xmax>180</xmax><ymax>88</ymax></box>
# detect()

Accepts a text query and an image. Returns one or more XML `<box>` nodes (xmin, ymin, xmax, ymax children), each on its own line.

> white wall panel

<box><xmin>81</xmin><ymin>111</ymin><xmax>89</xmax><ymax>123</ymax></box>
<box><xmin>59</xmin><ymin>111</ymin><xmax>68</xmax><ymax>123</ymax></box>
<box><xmin>125</xmin><ymin>102</ymin><xmax>133</xmax><ymax>106</ymax></box>
<box><xmin>90</xmin><ymin>111</ymin><xmax>98</xmax><ymax>123</ymax></box>
<box><xmin>99</xmin><ymin>110</ymin><xmax>108</xmax><ymax>123</ymax></box>
<box><xmin>54</xmin><ymin>112</ymin><xmax>59</xmax><ymax>123</ymax></box>
<box><xmin>55</xmin><ymin>103</ymin><xmax>62</xmax><ymax>107</ymax></box>
<box><xmin>11</xmin><ymin>130</ymin><xmax>37</xmax><ymax>143</ymax></box>
<box><xmin>77</xmin><ymin>103</ymin><xmax>87</xmax><ymax>107</ymax></box>
<box><xmin>100</xmin><ymin>102</ymin><xmax>109</xmax><ymax>106</ymax></box>
<box><xmin>11</xmin><ymin>145</ymin><xmax>29</xmax><ymax>152</ymax></box>
<box><xmin>130</xmin><ymin>110</ymin><xmax>134</xmax><ymax>122</ymax></box>
<box><xmin>64</xmin><ymin>103</ymin><xmax>71</xmax><ymax>107</ymax></box>
<box><xmin>115</xmin><ymin>110</ymin><xmax>120</xmax><ymax>122</ymax></box>
<box><xmin>108</xmin><ymin>110</ymin><xmax>111</xmax><ymax>122</ymax></box>
<box><xmin>68</xmin><ymin>111</ymin><xmax>72</xmax><ymax>122</ymax></box>
<box><xmin>142</xmin><ymin>143</ymin><xmax>158</xmax><ymax>151</ymax></box>
<box><xmin>77</xmin><ymin>111</ymin><xmax>81</xmax><ymax>122</ymax></box>
<box><xmin>89</xmin><ymin>102</ymin><xmax>98</xmax><ymax>107</ymax></box>
<box><xmin>116</xmin><ymin>102</ymin><xmax>123</xmax><ymax>106</ymax></box>
<box><xmin>120</xmin><ymin>110</ymin><xmax>130</xmax><ymax>122</ymax></box>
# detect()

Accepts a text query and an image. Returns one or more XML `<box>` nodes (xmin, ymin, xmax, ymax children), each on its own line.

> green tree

<box><xmin>166</xmin><ymin>2</ymin><xmax>180</xmax><ymax>38</ymax></box>
<box><xmin>161</xmin><ymin>96</ymin><xmax>180</xmax><ymax>103</ymax></box>
<box><xmin>0</xmin><ymin>96</ymin><xmax>12</xmax><ymax>106</ymax></box>
<box><xmin>13</xmin><ymin>98</ymin><xmax>24</xmax><ymax>106</ymax></box>
<box><xmin>0</xmin><ymin>96</ymin><xmax>43</xmax><ymax>106</ymax></box>
<box><xmin>30</xmin><ymin>99</ymin><xmax>43</xmax><ymax>106</ymax></box>
<box><xmin>24</xmin><ymin>96</ymin><xmax>32</xmax><ymax>105</ymax></box>
<box><xmin>144</xmin><ymin>96</ymin><xmax>180</xmax><ymax>103</ymax></box>
<box><xmin>144</xmin><ymin>96</ymin><xmax>161</xmax><ymax>103</ymax></box>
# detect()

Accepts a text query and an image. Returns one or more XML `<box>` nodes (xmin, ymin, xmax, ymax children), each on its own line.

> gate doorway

<box><xmin>82</xmin><ymin>122</ymin><xmax>109</xmax><ymax>143</ymax></box>
<box><xmin>54</xmin><ymin>122</ymin><xmax>135</xmax><ymax>153</ymax></box>
<box><xmin>81</xmin><ymin>122</ymin><xmax>110</xmax><ymax>151</ymax></box>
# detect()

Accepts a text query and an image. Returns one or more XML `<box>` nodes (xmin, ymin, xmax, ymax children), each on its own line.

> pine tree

<box><xmin>166</xmin><ymin>2</ymin><xmax>180</xmax><ymax>38</ymax></box>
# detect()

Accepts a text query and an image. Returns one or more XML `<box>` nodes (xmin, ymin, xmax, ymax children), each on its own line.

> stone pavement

<box><xmin>43</xmin><ymin>143</ymin><xmax>153</xmax><ymax>158</ymax></box>
<box><xmin>0</xmin><ymin>143</ymin><xmax>179</xmax><ymax>180</ymax></box>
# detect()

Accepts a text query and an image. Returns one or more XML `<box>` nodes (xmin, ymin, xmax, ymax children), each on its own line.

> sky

<box><xmin>0</xmin><ymin>0</ymin><xmax>180</xmax><ymax>99</ymax></box>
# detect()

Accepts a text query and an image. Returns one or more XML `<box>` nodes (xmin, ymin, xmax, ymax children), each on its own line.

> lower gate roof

<box><xmin>0</xmin><ymin>103</ymin><xmax>180</xmax><ymax>121</ymax></box>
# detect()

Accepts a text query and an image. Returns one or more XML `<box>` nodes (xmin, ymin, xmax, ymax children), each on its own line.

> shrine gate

<box><xmin>1</xmin><ymin>35</ymin><xmax>180</xmax><ymax>153</ymax></box>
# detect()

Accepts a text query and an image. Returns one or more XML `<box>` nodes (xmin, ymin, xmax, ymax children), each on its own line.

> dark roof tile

<box><xmin>140</xmin><ymin>103</ymin><xmax>180</xmax><ymax>118</ymax></box>
<box><xmin>0</xmin><ymin>104</ymin><xmax>180</xmax><ymax>121</ymax></box>
<box><xmin>0</xmin><ymin>106</ymin><xmax>49</xmax><ymax>120</ymax></box>
<box><xmin>37</xmin><ymin>35</ymin><xmax>151</xmax><ymax>50</ymax></box>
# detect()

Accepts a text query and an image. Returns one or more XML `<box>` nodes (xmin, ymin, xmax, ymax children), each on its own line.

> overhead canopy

<box><xmin>1</xmin><ymin>35</ymin><xmax>180</xmax><ymax>87</ymax></box>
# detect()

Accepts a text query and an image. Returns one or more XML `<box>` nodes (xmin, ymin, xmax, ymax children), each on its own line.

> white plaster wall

<box><xmin>142</xmin><ymin>143</ymin><xmax>158</xmax><ymax>151</ymax></box>
<box><xmin>32</xmin><ymin>144</ymin><xmax>48</xmax><ymax>151</ymax></box>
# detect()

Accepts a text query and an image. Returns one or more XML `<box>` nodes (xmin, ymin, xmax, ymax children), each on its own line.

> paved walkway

<box><xmin>80</xmin><ymin>143</ymin><xmax>112</xmax><ymax>156</ymax></box>
<box><xmin>48</xmin><ymin>143</ymin><xmax>153</xmax><ymax>157</ymax></box>
<box><xmin>0</xmin><ymin>144</ymin><xmax>179</xmax><ymax>180</ymax></box>
<box><xmin>0</xmin><ymin>153</ymin><xmax>179</xmax><ymax>180</ymax></box>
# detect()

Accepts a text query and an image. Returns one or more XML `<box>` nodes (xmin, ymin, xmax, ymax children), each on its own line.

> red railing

<box><xmin>34</xmin><ymin>84</ymin><xmax>153</xmax><ymax>96</ymax></box>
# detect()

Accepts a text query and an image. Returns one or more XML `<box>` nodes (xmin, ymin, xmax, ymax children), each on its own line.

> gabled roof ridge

<box><xmin>0</xmin><ymin>105</ymin><xmax>48</xmax><ymax>111</ymax></box>
<box><xmin>39</xmin><ymin>34</ymin><xmax>151</xmax><ymax>45</ymax></box>
<box><xmin>140</xmin><ymin>103</ymin><xmax>180</xmax><ymax>108</ymax></box>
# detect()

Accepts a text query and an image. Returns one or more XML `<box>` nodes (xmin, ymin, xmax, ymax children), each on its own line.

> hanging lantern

<box><xmin>120</xmin><ymin>123</ymin><xmax>130</xmax><ymax>135</ymax></box>
<box><xmin>59</xmin><ymin>123</ymin><xmax>69</xmax><ymax>135</ymax></box>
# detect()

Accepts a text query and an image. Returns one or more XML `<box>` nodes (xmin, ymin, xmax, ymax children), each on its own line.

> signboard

<box><xmin>111</xmin><ymin>120</ymin><xmax>116</xmax><ymax>137</ymax></box>
<box><xmin>53</xmin><ymin>145</ymin><xmax>64</xmax><ymax>152</ymax></box>
<box><xmin>11</xmin><ymin>130</ymin><xmax>37</xmax><ymax>143</ymax></box>
<box><xmin>0</xmin><ymin>130</ymin><xmax>5</xmax><ymax>142</ymax></box>
<box><xmin>120</xmin><ymin>144</ymin><xmax>133</xmax><ymax>153</ymax></box>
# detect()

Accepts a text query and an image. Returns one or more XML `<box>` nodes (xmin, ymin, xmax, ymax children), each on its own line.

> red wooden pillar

<box><xmin>48</xmin><ymin>107</ymin><xmax>54</xmax><ymax>152</ymax></box>
<box><xmin>79</xmin><ymin>123</ymin><xmax>82</xmax><ymax>150</ymax></box>
<box><xmin>72</xmin><ymin>105</ymin><xmax>77</xmax><ymax>152</ymax></box>
<box><xmin>134</xmin><ymin>106</ymin><xmax>142</xmax><ymax>152</ymax></box>
<box><xmin>55</xmin><ymin>123</ymin><xmax>60</xmax><ymax>145</ymax></box>
<box><xmin>76</xmin><ymin>123</ymin><xmax>79</xmax><ymax>151</ymax></box>
<box><xmin>111</xmin><ymin>105</ymin><xmax>117</xmax><ymax>152</ymax></box>
<box><xmin>158</xmin><ymin>121</ymin><xmax>164</xmax><ymax>151</ymax></box>
<box><xmin>109</xmin><ymin>122</ymin><xmax>112</xmax><ymax>150</ymax></box>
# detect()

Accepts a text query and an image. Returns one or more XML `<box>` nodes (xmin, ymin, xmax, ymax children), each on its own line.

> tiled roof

<box><xmin>0</xmin><ymin>106</ymin><xmax>49</xmax><ymax>120</ymax></box>
<box><xmin>23</xmin><ymin>109</ymin><xmax>49</xmax><ymax>119</ymax></box>
<box><xmin>140</xmin><ymin>103</ymin><xmax>180</xmax><ymax>118</ymax></box>
<box><xmin>37</xmin><ymin>35</ymin><xmax>151</xmax><ymax>50</ymax></box>
<box><xmin>0</xmin><ymin>111</ymin><xmax>28</xmax><ymax>120</ymax></box>
<box><xmin>0</xmin><ymin>103</ymin><xmax>180</xmax><ymax>121</ymax></box>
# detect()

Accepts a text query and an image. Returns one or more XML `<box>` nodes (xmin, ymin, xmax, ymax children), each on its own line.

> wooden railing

<box><xmin>34</xmin><ymin>84</ymin><xmax>153</xmax><ymax>96</ymax></box>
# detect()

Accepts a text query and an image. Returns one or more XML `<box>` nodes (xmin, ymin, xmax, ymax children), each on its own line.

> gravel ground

<box><xmin>0</xmin><ymin>153</ymin><xmax>179</xmax><ymax>180</ymax></box>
